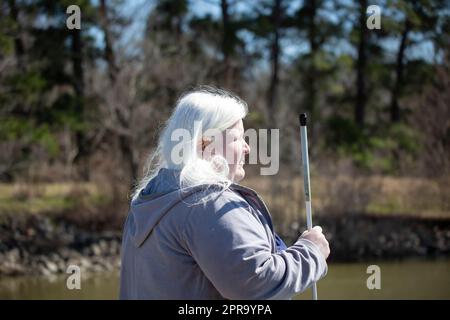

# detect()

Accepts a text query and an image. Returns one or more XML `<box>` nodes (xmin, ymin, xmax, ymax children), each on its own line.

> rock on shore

<box><xmin>0</xmin><ymin>214</ymin><xmax>121</xmax><ymax>276</ymax></box>
<box><xmin>1</xmin><ymin>212</ymin><xmax>449</xmax><ymax>276</ymax></box>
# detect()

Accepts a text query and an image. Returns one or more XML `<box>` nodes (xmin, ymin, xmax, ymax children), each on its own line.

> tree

<box><xmin>355</xmin><ymin>0</ymin><xmax>368</xmax><ymax>127</ymax></box>
<box><xmin>388</xmin><ymin>0</ymin><xmax>448</xmax><ymax>123</ymax></box>
<box><xmin>7</xmin><ymin>0</ymin><xmax>25</xmax><ymax>70</ymax></box>
<box><xmin>0</xmin><ymin>0</ymin><xmax>98</xmax><ymax>181</ymax></box>
<box><xmin>294</xmin><ymin>0</ymin><xmax>341</xmax><ymax>135</ymax></box>
<box><xmin>266</xmin><ymin>0</ymin><xmax>282</xmax><ymax>122</ymax></box>
<box><xmin>244</xmin><ymin>0</ymin><xmax>290</xmax><ymax>126</ymax></box>
<box><xmin>96</xmin><ymin>0</ymin><xmax>140</xmax><ymax>187</ymax></box>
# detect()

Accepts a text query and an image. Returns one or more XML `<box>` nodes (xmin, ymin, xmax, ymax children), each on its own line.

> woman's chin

<box><xmin>232</xmin><ymin>166</ymin><xmax>245</xmax><ymax>182</ymax></box>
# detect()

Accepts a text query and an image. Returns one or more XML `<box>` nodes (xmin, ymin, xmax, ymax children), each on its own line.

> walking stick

<box><xmin>299</xmin><ymin>113</ymin><xmax>318</xmax><ymax>300</ymax></box>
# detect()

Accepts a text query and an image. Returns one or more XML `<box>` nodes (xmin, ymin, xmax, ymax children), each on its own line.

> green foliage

<box><xmin>326</xmin><ymin>116</ymin><xmax>422</xmax><ymax>173</ymax></box>
<box><xmin>245</xmin><ymin>111</ymin><xmax>266</xmax><ymax>128</ymax></box>
<box><xmin>32</xmin><ymin>124</ymin><xmax>60</xmax><ymax>156</ymax></box>
<box><xmin>5</xmin><ymin>71</ymin><xmax>47</xmax><ymax>106</ymax></box>
<box><xmin>0</xmin><ymin>23</ymin><xmax>14</xmax><ymax>55</ymax></box>
<box><xmin>0</xmin><ymin>0</ymin><xmax>448</xmax><ymax>181</ymax></box>
<box><xmin>0</xmin><ymin>0</ymin><xmax>100</xmax><ymax>180</ymax></box>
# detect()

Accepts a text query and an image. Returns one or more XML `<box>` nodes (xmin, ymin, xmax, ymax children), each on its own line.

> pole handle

<box><xmin>299</xmin><ymin>113</ymin><xmax>307</xmax><ymax>126</ymax></box>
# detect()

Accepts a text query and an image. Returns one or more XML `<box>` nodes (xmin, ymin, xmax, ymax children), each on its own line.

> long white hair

<box><xmin>131</xmin><ymin>86</ymin><xmax>248</xmax><ymax>202</ymax></box>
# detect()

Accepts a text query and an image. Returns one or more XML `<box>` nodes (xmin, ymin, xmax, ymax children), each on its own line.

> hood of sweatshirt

<box><xmin>129</xmin><ymin>168</ymin><xmax>220</xmax><ymax>247</ymax></box>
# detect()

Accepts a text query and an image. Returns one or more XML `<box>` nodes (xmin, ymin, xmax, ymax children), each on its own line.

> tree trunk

<box><xmin>114</xmin><ymin>107</ymin><xmax>138</xmax><ymax>188</ymax></box>
<box><xmin>304</xmin><ymin>0</ymin><xmax>318</xmax><ymax>123</ymax></box>
<box><xmin>8</xmin><ymin>0</ymin><xmax>25</xmax><ymax>70</ymax></box>
<box><xmin>220</xmin><ymin>0</ymin><xmax>232</xmax><ymax>87</ymax></box>
<box><xmin>391</xmin><ymin>19</ymin><xmax>411</xmax><ymax>123</ymax></box>
<box><xmin>355</xmin><ymin>0</ymin><xmax>368</xmax><ymax>127</ymax></box>
<box><xmin>267</xmin><ymin>0</ymin><xmax>282</xmax><ymax>126</ymax></box>
<box><xmin>100</xmin><ymin>0</ymin><xmax>119</xmax><ymax>83</ymax></box>
<box><xmin>119</xmin><ymin>134</ymin><xmax>138</xmax><ymax>188</ymax></box>
<box><xmin>71</xmin><ymin>27</ymin><xmax>89</xmax><ymax>180</ymax></box>
<box><xmin>72</xmin><ymin>30</ymin><xmax>84</xmax><ymax>97</ymax></box>
<box><xmin>99</xmin><ymin>0</ymin><xmax>138</xmax><ymax>188</ymax></box>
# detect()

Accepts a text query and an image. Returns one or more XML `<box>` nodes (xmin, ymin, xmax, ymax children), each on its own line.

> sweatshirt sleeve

<box><xmin>182</xmin><ymin>191</ymin><xmax>328</xmax><ymax>300</ymax></box>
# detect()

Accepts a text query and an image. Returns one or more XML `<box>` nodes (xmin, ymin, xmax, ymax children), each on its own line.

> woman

<box><xmin>120</xmin><ymin>87</ymin><xmax>330</xmax><ymax>300</ymax></box>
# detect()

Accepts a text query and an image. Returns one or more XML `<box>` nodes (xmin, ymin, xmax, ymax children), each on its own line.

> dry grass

<box><xmin>0</xmin><ymin>183</ymin><xmax>108</xmax><ymax>216</ymax></box>
<box><xmin>0</xmin><ymin>174</ymin><xmax>448</xmax><ymax>232</ymax></box>
<box><xmin>242</xmin><ymin>173</ymin><xmax>450</xmax><ymax>233</ymax></box>
<box><xmin>0</xmin><ymin>181</ymin><xmax>130</xmax><ymax>230</ymax></box>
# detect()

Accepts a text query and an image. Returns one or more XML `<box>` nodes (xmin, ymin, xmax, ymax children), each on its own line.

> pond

<box><xmin>0</xmin><ymin>259</ymin><xmax>448</xmax><ymax>299</ymax></box>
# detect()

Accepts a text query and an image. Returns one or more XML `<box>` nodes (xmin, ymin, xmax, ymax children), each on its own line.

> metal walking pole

<box><xmin>299</xmin><ymin>113</ymin><xmax>318</xmax><ymax>300</ymax></box>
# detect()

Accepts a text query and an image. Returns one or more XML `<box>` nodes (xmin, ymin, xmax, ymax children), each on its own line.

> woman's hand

<box><xmin>300</xmin><ymin>226</ymin><xmax>330</xmax><ymax>260</ymax></box>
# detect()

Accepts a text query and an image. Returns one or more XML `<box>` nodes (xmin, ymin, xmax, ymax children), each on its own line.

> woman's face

<box><xmin>202</xmin><ymin>119</ymin><xmax>250</xmax><ymax>182</ymax></box>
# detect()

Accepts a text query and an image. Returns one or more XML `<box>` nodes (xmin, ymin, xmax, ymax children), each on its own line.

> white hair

<box><xmin>131</xmin><ymin>86</ymin><xmax>248</xmax><ymax>203</ymax></box>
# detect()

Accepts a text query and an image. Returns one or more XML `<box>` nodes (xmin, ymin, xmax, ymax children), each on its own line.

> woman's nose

<box><xmin>243</xmin><ymin>141</ymin><xmax>250</xmax><ymax>155</ymax></box>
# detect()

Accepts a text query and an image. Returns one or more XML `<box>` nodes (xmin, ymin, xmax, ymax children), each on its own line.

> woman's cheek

<box><xmin>223</xmin><ymin>142</ymin><xmax>232</xmax><ymax>163</ymax></box>
<box><xmin>234</xmin><ymin>143</ymin><xmax>242</xmax><ymax>164</ymax></box>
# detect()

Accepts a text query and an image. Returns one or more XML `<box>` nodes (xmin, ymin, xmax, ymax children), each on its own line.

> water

<box><xmin>0</xmin><ymin>259</ymin><xmax>448</xmax><ymax>299</ymax></box>
<box><xmin>296</xmin><ymin>258</ymin><xmax>450</xmax><ymax>300</ymax></box>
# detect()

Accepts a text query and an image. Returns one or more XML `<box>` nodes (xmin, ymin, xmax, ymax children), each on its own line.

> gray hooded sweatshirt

<box><xmin>119</xmin><ymin>168</ymin><xmax>327</xmax><ymax>300</ymax></box>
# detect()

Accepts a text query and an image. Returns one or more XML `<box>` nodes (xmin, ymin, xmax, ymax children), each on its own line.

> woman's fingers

<box><xmin>299</xmin><ymin>225</ymin><xmax>330</xmax><ymax>259</ymax></box>
<box><xmin>302</xmin><ymin>225</ymin><xmax>323</xmax><ymax>236</ymax></box>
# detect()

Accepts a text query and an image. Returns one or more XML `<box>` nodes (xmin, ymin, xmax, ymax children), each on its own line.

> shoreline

<box><xmin>284</xmin><ymin>213</ymin><xmax>450</xmax><ymax>262</ymax></box>
<box><xmin>0</xmin><ymin>213</ymin><xmax>121</xmax><ymax>277</ymax></box>
<box><xmin>0</xmin><ymin>212</ymin><xmax>449</xmax><ymax>277</ymax></box>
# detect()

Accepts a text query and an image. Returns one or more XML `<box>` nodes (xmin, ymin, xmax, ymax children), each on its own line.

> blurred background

<box><xmin>0</xmin><ymin>0</ymin><xmax>449</xmax><ymax>299</ymax></box>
